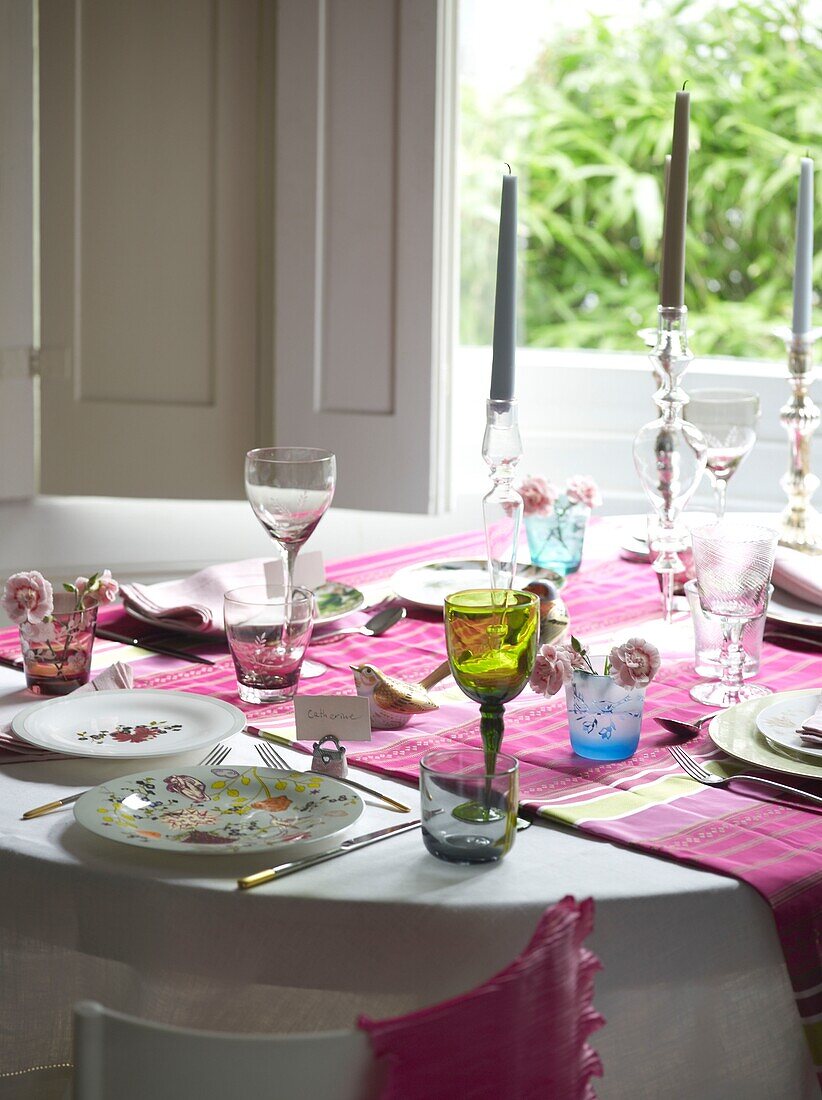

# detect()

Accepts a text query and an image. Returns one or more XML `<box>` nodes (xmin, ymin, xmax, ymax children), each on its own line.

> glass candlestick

<box><xmin>633</xmin><ymin>306</ymin><xmax>707</xmax><ymax>622</ymax></box>
<box><xmin>775</xmin><ymin>327</ymin><xmax>822</xmax><ymax>552</ymax></box>
<box><xmin>482</xmin><ymin>398</ymin><xmax>524</xmax><ymax>590</ymax></box>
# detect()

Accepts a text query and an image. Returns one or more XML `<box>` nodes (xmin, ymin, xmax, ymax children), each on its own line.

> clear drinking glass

<box><xmin>224</xmin><ymin>585</ymin><xmax>315</xmax><ymax>704</ymax></box>
<box><xmin>686</xmin><ymin>389</ymin><xmax>760</xmax><ymax>520</ymax></box>
<box><xmin>245</xmin><ymin>448</ymin><xmax>335</xmax><ymax>678</ymax></box>
<box><xmin>685</xmin><ymin>579</ymin><xmax>771</xmax><ymax>680</ymax></box>
<box><xmin>690</xmin><ymin>524</ymin><xmax>777</xmax><ymax>707</ymax></box>
<box><xmin>420</xmin><ymin>748</ymin><xmax>519</xmax><ymax>864</ymax></box>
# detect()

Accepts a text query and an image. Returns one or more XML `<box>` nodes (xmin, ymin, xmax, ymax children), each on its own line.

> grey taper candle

<box><xmin>792</xmin><ymin>157</ymin><xmax>814</xmax><ymax>336</ymax></box>
<box><xmin>660</xmin><ymin>91</ymin><xmax>690</xmax><ymax>309</ymax></box>
<box><xmin>659</xmin><ymin>154</ymin><xmax>672</xmax><ymax>290</ymax></box>
<box><xmin>490</xmin><ymin>171</ymin><xmax>517</xmax><ymax>400</ymax></box>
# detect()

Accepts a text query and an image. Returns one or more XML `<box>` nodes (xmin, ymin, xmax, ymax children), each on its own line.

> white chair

<box><xmin>72</xmin><ymin>1001</ymin><xmax>382</xmax><ymax>1100</ymax></box>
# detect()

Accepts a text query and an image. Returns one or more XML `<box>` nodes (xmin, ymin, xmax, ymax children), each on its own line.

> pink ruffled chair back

<box><xmin>358</xmin><ymin>896</ymin><xmax>603</xmax><ymax>1099</ymax></box>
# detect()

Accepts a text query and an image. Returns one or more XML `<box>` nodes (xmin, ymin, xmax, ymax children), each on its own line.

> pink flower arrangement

<box><xmin>71</xmin><ymin>569</ymin><xmax>120</xmax><ymax>607</ymax></box>
<box><xmin>530</xmin><ymin>634</ymin><xmax>660</xmax><ymax>696</ymax></box>
<box><xmin>518</xmin><ymin>476</ymin><xmax>558</xmax><ymax>517</ymax></box>
<box><xmin>609</xmin><ymin>637</ymin><xmax>661</xmax><ymax>689</ymax></box>
<box><xmin>519</xmin><ymin>474</ymin><xmax>602</xmax><ymax>517</ymax></box>
<box><xmin>2</xmin><ymin>572</ymin><xmax>54</xmax><ymax>625</ymax></box>
<box><xmin>565</xmin><ymin>475</ymin><xmax>602</xmax><ymax>510</ymax></box>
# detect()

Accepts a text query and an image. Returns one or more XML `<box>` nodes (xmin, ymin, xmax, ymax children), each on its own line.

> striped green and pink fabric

<box><xmin>2</xmin><ymin>529</ymin><xmax>821</xmax><ymax>1077</ymax></box>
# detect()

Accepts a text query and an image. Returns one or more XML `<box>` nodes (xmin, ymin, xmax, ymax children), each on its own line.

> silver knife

<box><xmin>237</xmin><ymin>819</ymin><xmax>421</xmax><ymax>889</ymax></box>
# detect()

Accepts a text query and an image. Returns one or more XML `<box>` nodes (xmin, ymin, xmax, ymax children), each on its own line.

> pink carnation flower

<box><xmin>95</xmin><ymin>569</ymin><xmax>120</xmax><ymax>604</ymax></box>
<box><xmin>566</xmin><ymin>475</ymin><xmax>602</xmax><ymax>510</ymax></box>
<box><xmin>609</xmin><ymin>637</ymin><xmax>660</xmax><ymax>689</ymax></box>
<box><xmin>530</xmin><ymin>643</ymin><xmax>573</xmax><ymax>697</ymax></box>
<box><xmin>557</xmin><ymin>642</ymin><xmax>587</xmax><ymax>671</ymax></box>
<box><xmin>74</xmin><ymin>577</ymin><xmax>89</xmax><ymax>598</ymax></box>
<box><xmin>2</xmin><ymin>571</ymin><xmax>54</xmax><ymax>625</ymax></box>
<box><xmin>518</xmin><ymin>476</ymin><xmax>558</xmax><ymax>518</ymax></box>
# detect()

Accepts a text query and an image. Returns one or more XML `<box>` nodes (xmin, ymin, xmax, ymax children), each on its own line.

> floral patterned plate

<box><xmin>74</xmin><ymin>765</ymin><xmax>363</xmax><ymax>854</ymax></box>
<box><xmin>11</xmin><ymin>689</ymin><xmax>246</xmax><ymax>760</ymax></box>
<box><xmin>313</xmin><ymin>582</ymin><xmax>364</xmax><ymax>622</ymax></box>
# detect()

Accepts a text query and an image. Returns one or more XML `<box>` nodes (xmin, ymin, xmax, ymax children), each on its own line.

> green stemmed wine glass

<box><xmin>444</xmin><ymin>588</ymin><xmax>539</xmax><ymax>823</ymax></box>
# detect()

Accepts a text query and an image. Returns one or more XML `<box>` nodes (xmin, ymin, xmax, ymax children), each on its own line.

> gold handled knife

<box><xmin>237</xmin><ymin>819</ymin><xmax>421</xmax><ymax>889</ymax></box>
<box><xmin>22</xmin><ymin>792</ymin><xmax>82</xmax><ymax>820</ymax></box>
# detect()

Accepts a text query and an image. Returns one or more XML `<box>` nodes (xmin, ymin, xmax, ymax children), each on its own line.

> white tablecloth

<box><xmin>0</xmin><ymin>658</ymin><xmax>818</xmax><ymax>1100</ymax></box>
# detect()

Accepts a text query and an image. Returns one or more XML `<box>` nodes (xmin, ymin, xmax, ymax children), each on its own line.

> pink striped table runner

<box><xmin>2</xmin><ymin>529</ymin><xmax>821</xmax><ymax>1077</ymax></box>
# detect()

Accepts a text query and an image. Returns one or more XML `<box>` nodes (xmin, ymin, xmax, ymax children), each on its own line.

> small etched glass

<box><xmin>565</xmin><ymin>656</ymin><xmax>646</xmax><ymax>762</ymax></box>
<box><xmin>19</xmin><ymin>592</ymin><xmax>98</xmax><ymax>696</ymax></box>
<box><xmin>420</xmin><ymin>748</ymin><xmax>518</xmax><ymax>864</ymax></box>
<box><xmin>224</xmin><ymin>585</ymin><xmax>315</xmax><ymax>704</ymax></box>
<box><xmin>690</xmin><ymin>524</ymin><xmax>777</xmax><ymax>707</ymax></box>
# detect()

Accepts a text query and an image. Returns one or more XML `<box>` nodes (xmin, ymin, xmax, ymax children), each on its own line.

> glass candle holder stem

<box><xmin>776</xmin><ymin>327</ymin><xmax>822</xmax><ymax>552</ymax></box>
<box><xmin>482</xmin><ymin>399</ymin><xmax>523</xmax><ymax>590</ymax></box>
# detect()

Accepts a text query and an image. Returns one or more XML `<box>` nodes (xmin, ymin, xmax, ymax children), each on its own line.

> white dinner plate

<box><xmin>767</xmin><ymin>588</ymin><xmax>822</xmax><ymax>635</ymax></box>
<box><xmin>709</xmin><ymin>690</ymin><xmax>822</xmax><ymax>781</ymax></box>
<box><xmin>755</xmin><ymin>691</ymin><xmax>822</xmax><ymax>761</ymax></box>
<box><xmin>391</xmin><ymin>558</ymin><xmax>562</xmax><ymax>611</ymax></box>
<box><xmin>74</xmin><ymin>765</ymin><xmax>363</xmax><ymax>854</ymax></box>
<box><xmin>11</xmin><ymin>689</ymin><xmax>246</xmax><ymax>760</ymax></box>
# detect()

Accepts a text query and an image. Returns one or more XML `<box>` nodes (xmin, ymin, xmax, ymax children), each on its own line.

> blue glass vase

<box><xmin>564</xmin><ymin>660</ymin><xmax>646</xmax><ymax>762</ymax></box>
<box><xmin>524</xmin><ymin>496</ymin><xmax>589</xmax><ymax>575</ymax></box>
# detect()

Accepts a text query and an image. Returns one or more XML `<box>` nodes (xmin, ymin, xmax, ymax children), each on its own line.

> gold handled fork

<box><xmin>21</xmin><ymin>742</ymin><xmax>232</xmax><ymax>820</ymax></box>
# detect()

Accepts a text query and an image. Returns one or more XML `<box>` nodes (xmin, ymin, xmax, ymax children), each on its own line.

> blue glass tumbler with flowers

<box><xmin>520</xmin><ymin>474</ymin><xmax>601</xmax><ymax>576</ymax></box>
<box><xmin>529</xmin><ymin>634</ymin><xmax>661</xmax><ymax>761</ymax></box>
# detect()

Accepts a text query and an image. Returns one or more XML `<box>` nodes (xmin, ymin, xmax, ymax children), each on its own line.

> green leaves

<box><xmin>460</xmin><ymin>0</ymin><xmax>822</xmax><ymax>357</ymax></box>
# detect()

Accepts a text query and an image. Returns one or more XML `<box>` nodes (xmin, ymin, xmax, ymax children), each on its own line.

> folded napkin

<box><xmin>0</xmin><ymin>662</ymin><xmax>133</xmax><ymax>764</ymax></box>
<box><xmin>799</xmin><ymin>694</ymin><xmax>822</xmax><ymax>746</ymax></box>
<box><xmin>772</xmin><ymin>547</ymin><xmax>822</xmax><ymax>608</ymax></box>
<box><xmin>120</xmin><ymin>559</ymin><xmax>271</xmax><ymax>635</ymax></box>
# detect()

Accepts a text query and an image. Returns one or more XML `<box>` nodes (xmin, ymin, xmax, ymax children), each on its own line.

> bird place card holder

<box><xmin>293</xmin><ymin>695</ymin><xmax>372</xmax><ymax>773</ymax></box>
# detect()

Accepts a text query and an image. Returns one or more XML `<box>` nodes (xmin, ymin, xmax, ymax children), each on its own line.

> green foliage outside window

<box><xmin>460</xmin><ymin>0</ymin><xmax>822</xmax><ymax>358</ymax></box>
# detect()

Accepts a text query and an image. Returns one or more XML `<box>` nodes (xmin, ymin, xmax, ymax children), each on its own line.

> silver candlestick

<box><xmin>633</xmin><ymin>305</ymin><xmax>707</xmax><ymax>622</ymax></box>
<box><xmin>776</xmin><ymin>327</ymin><xmax>822</xmax><ymax>553</ymax></box>
<box><xmin>482</xmin><ymin>398</ymin><xmax>523</xmax><ymax>590</ymax></box>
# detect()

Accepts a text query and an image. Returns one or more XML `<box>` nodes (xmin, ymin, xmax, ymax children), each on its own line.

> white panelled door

<box><xmin>0</xmin><ymin>0</ymin><xmax>36</xmax><ymax>500</ymax></box>
<box><xmin>275</xmin><ymin>0</ymin><xmax>457</xmax><ymax>514</ymax></box>
<box><xmin>38</xmin><ymin>0</ymin><xmax>265</xmax><ymax>499</ymax></box>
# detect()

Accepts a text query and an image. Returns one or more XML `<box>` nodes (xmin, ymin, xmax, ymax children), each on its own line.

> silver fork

<box><xmin>254</xmin><ymin>740</ymin><xmax>412</xmax><ymax>813</ymax></box>
<box><xmin>21</xmin><ymin>741</ymin><xmax>232</xmax><ymax>819</ymax></box>
<box><xmin>668</xmin><ymin>745</ymin><xmax>822</xmax><ymax>810</ymax></box>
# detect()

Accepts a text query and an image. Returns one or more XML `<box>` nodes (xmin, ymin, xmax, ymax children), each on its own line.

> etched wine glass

<box><xmin>443</xmin><ymin>589</ymin><xmax>538</xmax><ymax>822</ymax></box>
<box><xmin>690</xmin><ymin>523</ymin><xmax>777</xmax><ymax>707</ymax></box>
<box><xmin>686</xmin><ymin>389</ymin><xmax>760</xmax><ymax>519</ymax></box>
<box><xmin>245</xmin><ymin>448</ymin><xmax>335</xmax><ymax>681</ymax></box>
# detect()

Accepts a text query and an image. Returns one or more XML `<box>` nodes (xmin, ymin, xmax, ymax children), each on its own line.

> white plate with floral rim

<box><xmin>755</xmin><ymin>691</ymin><xmax>822</xmax><ymax>761</ymax></box>
<box><xmin>11</xmin><ymin>690</ymin><xmax>247</xmax><ymax>760</ymax></box>
<box><xmin>73</xmin><ymin>765</ymin><xmax>364</xmax><ymax>854</ymax></box>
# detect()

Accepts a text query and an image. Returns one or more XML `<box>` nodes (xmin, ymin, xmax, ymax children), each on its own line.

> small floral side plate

<box><xmin>755</xmin><ymin>691</ymin><xmax>822</xmax><ymax>761</ymax></box>
<box><xmin>11</xmin><ymin>690</ymin><xmax>246</xmax><ymax>759</ymax></box>
<box><xmin>74</xmin><ymin>766</ymin><xmax>363</xmax><ymax>854</ymax></box>
<box><xmin>313</xmin><ymin>582</ymin><xmax>364</xmax><ymax>622</ymax></box>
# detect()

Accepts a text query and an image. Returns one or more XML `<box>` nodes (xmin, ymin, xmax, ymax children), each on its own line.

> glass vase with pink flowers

<box><xmin>519</xmin><ymin>474</ymin><xmax>601</xmax><ymax>576</ymax></box>
<box><xmin>530</xmin><ymin>634</ymin><xmax>660</xmax><ymax>761</ymax></box>
<box><xmin>3</xmin><ymin>570</ymin><xmax>119</xmax><ymax>695</ymax></box>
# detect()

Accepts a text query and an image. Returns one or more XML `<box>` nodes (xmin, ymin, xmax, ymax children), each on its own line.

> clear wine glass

<box><xmin>686</xmin><ymin>389</ymin><xmax>760</xmax><ymax>520</ymax></box>
<box><xmin>690</xmin><ymin>523</ymin><xmax>777</xmax><ymax>708</ymax></box>
<box><xmin>245</xmin><ymin>448</ymin><xmax>335</xmax><ymax>680</ymax></box>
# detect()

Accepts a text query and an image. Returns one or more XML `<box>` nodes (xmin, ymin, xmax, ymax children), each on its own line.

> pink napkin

<box><xmin>358</xmin><ymin>897</ymin><xmax>603</xmax><ymax>1100</ymax></box>
<box><xmin>0</xmin><ymin>662</ymin><xmax>133</xmax><ymax>764</ymax></box>
<box><xmin>772</xmin><ymin>547</ymin><xmax>822</xmax><ymax>608</ymax></box>
<box><xmin>799</xmin><ymin>693</ymin><xmax>822</xmax><ymax>746</ymax></box>
<box><xmin>120</xmin><ymin>559</ymin><xmax>271</xmax><ymax>635</ymax></box>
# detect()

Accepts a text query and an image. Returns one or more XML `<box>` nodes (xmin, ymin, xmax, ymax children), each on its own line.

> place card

<box><xmin>294</xmin><ymin>695</ymin><xmax>372</xmax><ymax>742</ymax></box>
<box><xmin>264</xmin><ymin>550</ymin><xmax>326</xmax><ymax>596</ymax></box>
